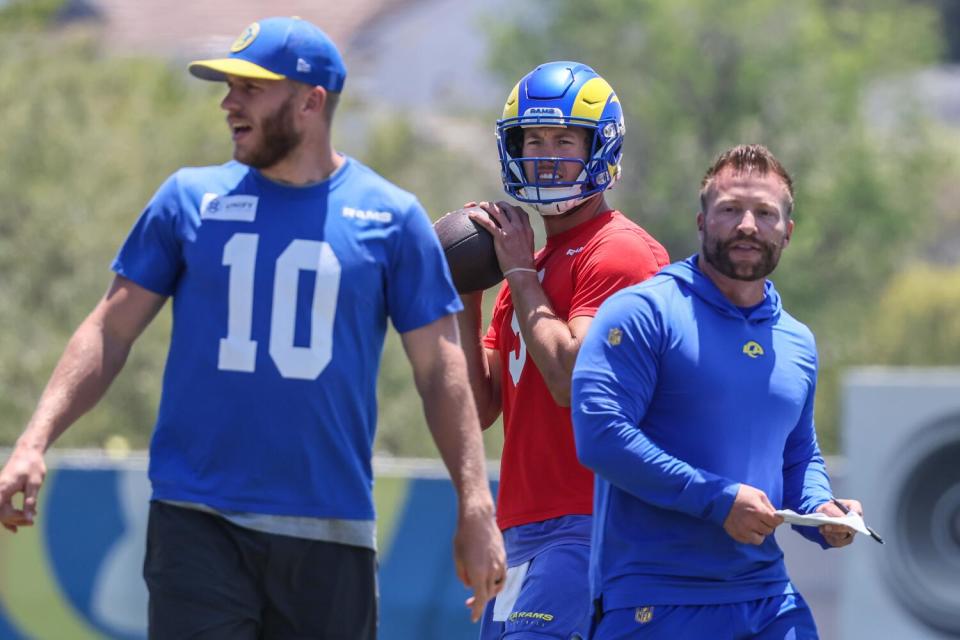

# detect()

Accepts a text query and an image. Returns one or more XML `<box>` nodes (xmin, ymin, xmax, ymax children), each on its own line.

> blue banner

<box><xmin>0</xmin><ymin>459</ymin><xmax>495</xmax><ymax>640</ymax></box>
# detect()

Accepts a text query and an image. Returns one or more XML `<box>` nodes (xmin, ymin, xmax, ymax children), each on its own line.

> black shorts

<box><xmin>143</xmin><ymin>501</ymin><xmax>377</xmax><ymax>639</ymax></box>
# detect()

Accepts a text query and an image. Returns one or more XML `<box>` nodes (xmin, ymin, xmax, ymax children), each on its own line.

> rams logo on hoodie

<box><xmin>742</xmin><ymin>341</ymin><xmax>764</xmax><ymax>358</ymax></box>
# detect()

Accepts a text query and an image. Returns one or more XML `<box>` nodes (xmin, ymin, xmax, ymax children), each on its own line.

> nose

<box><xmin>220</xmin><ymin>86</ymin><xmax>239</xmax><ymax>112</ymax></box>
<box><xmin>537</xmin><ymin>157</ymin><xmax>558</xmax><ymax>172</ymax></box>
<box><xmin>541</xmin><ymin>142</ymin><xmax>563</xmax><ymax>159</ymax></box>
<box><xmin>737</xmin><ymin>210</ymin><xmax>759</xmax><ymax>234</ymax></box>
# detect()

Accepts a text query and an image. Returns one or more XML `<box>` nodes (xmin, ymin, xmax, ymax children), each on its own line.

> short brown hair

<box><xmin>699</xmin><ymin>144</ymin><xmax>794</xmax><ymax>216</ymax></box>
<box><xmin>324</xmin><ymin>91</ymin><xmax>340</xmax><ymax>125</ymax></box>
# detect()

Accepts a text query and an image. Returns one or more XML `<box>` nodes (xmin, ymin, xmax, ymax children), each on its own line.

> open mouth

<box><xmin>229</xmin><ymin>122</ymin><xmax>253</xmax><ymax>141</ymax></box>
<box><xmin>538</xmin><ymin>166</ymin><xmax>563</xmax><ymax>183</ymax></box>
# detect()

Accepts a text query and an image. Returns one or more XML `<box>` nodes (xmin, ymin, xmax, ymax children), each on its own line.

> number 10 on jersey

<box><xmin>219</xmin><ymin>232</ymin><xmax>342</xmax><ymax>380</ymax></box>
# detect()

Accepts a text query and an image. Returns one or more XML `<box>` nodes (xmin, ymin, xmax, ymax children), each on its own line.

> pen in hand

<box><xmin>831</xmin><ymin>497</ymin><xmax>884</xmax><ymax>545</ymax></box>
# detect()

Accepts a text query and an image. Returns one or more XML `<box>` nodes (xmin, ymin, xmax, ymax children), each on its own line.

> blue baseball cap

<box><xmin>189</xmin><ymin>17</ymin><xmax>346</xmax><ymax>92</ymax></box>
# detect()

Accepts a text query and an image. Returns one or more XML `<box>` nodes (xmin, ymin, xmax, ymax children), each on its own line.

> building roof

<box><xmin>72</xmin><ymin>0</ymin><xmax>415</xmax><ymax>59</ymax></box>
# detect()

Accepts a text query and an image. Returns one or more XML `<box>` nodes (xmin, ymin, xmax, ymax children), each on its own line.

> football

<box><xmin>433</xmin><ymin>206</ymin><xmax>504</xmax><ymax>293</ymax></box>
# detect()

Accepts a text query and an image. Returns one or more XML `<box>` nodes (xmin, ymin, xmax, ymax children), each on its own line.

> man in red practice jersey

<box><xmin>456</xmin><ymin>61</ymin><xmax>669</xmax><ymax>639</ymax></box>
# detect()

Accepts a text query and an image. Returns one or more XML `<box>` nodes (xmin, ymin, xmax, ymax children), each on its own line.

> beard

<box><xmin>235</xmin><ymin>95</ymin><xmax>302</xmax><ymax>169</ymax></box>
<box><xmin>702</xmin><ymin>229</ymin><xmax>784</xmax><ymax>281</ymax></box>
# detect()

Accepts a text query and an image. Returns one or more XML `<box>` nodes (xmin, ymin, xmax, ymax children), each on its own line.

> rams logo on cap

<box><xmin>231</xmin><ymin>22</ymin><xmax>260</xmax><ymax>53</ymax></box>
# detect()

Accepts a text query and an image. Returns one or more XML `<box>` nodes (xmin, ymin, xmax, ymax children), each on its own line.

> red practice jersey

<box><xmin>483</xmin><ymin>210</ymin><xmax>670</xmax><ymax>531</ymax></box>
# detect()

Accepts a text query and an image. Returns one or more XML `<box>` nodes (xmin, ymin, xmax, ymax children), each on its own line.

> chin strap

<box><xmin>515</xmin><ymin>165</ymin><xmax>595</xmax><ymax>215</ymax></box>
<box><xmin>530</xmin><ymin>197</ymin><xmax>585</xmax><ymax>216</ymax></box>
<box><xmin>518</xmin><ymin>183</ymin><xmax>587</xmax><ymax>215</ymax></box>
<box><xmin>527</xmin><ymin>189</ymin><xmax>605</xmax><ymax>216</ymax></box>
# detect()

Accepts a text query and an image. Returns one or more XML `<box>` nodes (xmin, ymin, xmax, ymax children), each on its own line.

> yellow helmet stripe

<box><xmin>502</xmin><ymin>82</ymin><xmax>521</xmax><ymax>119</ymax></box>
<box><xmin>571</xmin><ymin>77</ymin><xmax>617</xmax><ymax>121</ymax></box>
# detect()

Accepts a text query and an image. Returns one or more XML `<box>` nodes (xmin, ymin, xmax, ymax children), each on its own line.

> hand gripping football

<box><xmin>433</xmin><ymin>206</ymin><xmax>504</xmax><ymax>293</ymax></box>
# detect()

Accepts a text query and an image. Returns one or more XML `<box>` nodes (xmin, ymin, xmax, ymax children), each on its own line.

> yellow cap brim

<box><xmin>188</xmin><ymin>58</ymin><xmax>286</xmax><ymax>82</ymax></box>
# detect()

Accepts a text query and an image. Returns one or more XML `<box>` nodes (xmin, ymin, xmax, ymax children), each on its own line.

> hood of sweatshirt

<box><xmin>656</xmin><ymin>254</ymin><xmax>782</xmax><ymax>323</ymax></box>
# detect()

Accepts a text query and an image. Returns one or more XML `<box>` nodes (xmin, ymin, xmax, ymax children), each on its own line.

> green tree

<box><xmin>0</xmin><ymin>0</ymin><xmax>65</xmax><ymax>30</ymax></box>
<box><xmin>0</xmin><ymin>31</ymin><xmax>227</xmax><ymax>447</ymax></box>
<box><xmin>361</xmin><ymin>112</ymin><xmax>504</xmax><ymax>218</ymax></box>
<box><xmin>859</xmin><ymin>264</ymin><xmax>960</xmax><ymax>364</ymax></box>
<box><xmin>362</xmin><ymin>113</ymin><xmax>506</xmax><ymax>457</ymax></box>
<box><xmin>920</xmin><ymin>0</ymin><xmax>960</xmax><ymax>62</ymax></box>
<box><xmin>485</xmin><ymin>0</ymin><xmax>955</xmax><ymax>450</ymax></box>
<box><xmin>808</xmin><ymin>262</ymin><xmax>960</xmax><ymax>452</ymax></box>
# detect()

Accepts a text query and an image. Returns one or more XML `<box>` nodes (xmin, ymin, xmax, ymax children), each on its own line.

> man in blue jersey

<box><xmin>0</xmin><ymin>16</ymin><xmax>505</xmax><ymax>638</ymax></box>
<box><xmin>572</xmin><ymin>145</ymin><xmax>863</xmax><ymax>639</ymax></box>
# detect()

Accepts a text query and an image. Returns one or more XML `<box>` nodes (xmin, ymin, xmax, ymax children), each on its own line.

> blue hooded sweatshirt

<box><xmin>572</xmin><ymin>255</ymin><xmax>833</xmax><ymax>610</ymax></box>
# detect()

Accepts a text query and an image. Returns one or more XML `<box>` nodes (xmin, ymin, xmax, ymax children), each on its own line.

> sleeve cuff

<box><xmin>704</xmin><ymin>481</ymin><xmax>741</xmax><ymax>527</ymax></box>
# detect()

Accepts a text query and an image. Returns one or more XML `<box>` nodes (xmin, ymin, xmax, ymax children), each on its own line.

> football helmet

<box><xmin>497</xmin><ymin>61</ymin><xmax>625</xmax><ymax>215</ymax></box>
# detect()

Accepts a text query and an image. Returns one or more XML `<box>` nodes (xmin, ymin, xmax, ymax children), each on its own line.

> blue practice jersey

<box><xmin>113</xmin><ymin>158</ymin><xmax>461</xmax><ymax>520</ymax></box>
<box><xmin>572</xmin><ymin>256</ymin><xmax>833</xmax><ymax>609</ymax></box>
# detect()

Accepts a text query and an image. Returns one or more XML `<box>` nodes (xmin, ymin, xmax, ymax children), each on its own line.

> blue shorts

<box><xmin>479</xmin><ymin>542</ymin><xmax>591</xmax><ymax>639</ymax></box>
<box><xmin>591</xmin><ymin>593</ymin><xmax>818</xmax><ymax>640</ymax></box>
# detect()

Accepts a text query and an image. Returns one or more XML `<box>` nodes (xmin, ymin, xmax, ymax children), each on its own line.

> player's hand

<box><xmin>453</xmin><ymin>503</ymin><xmax>506</xmax><ymax>623</ymax></box>
<box><xmin>722</xmin><ymin>484</ymin><xmax>783</xmax><ymax>545</ymax></box>
<box><xmin>816</xmin><ymin>498</ymin><xmax>862</xmax><ymax>547</ymax></box>
<box><xmin>469</xmin><ymin>201</ymin><xmax>536</xmax><ymax>276</ymax></box>
<box><xmin>0</xmin><ymin>445</ymin><xmax>47</xmax><ymax>533</ymax></box>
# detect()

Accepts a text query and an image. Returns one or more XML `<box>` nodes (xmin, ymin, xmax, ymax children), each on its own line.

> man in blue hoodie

<box><xmin>571</xmin><ymin>145</ymin><xmax>862</xmax><ymax>639</ymax></box>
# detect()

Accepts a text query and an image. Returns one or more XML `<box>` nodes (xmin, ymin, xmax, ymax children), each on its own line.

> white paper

<box><xmin>775</xmin><ymin>509</ymin><xmax>871</xmax><ymax>537</ymax></box>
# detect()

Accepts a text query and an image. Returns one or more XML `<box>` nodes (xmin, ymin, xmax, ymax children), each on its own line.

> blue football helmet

<box><xmin>497</xmin><ymin>61</ymin><xmax>625</xmax><ymax>215</ymax></box>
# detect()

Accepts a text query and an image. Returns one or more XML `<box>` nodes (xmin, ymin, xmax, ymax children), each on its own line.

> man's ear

<box><xmin>783</xmin><ymin>218</ymin><xmax>795</xmax><ymax>247</ymax></box>
<box><xmin>303</xmin><ymin>85</ymin><xmax>327</xmax><ymax>115</ymax></box>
